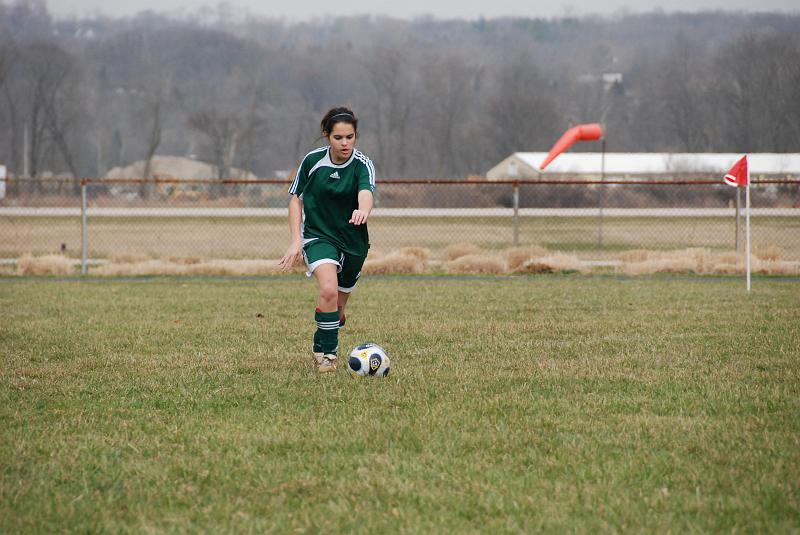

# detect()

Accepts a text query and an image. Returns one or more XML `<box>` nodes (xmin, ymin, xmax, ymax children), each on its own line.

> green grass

<box><xmin>1</xmin><ymin>275</ymin><xmax>799</xmax><ymax>533</ymax></box>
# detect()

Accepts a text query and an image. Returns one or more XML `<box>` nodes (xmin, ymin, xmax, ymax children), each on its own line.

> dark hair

<box><xmin>321</xmin><ymin>107</ymin><xmax>358</xmax><ymax>136</ymax></box>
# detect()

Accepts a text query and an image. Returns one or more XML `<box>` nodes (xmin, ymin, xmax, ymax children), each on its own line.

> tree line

<box><xmin>0</xmin><ymin>0</ymin><xmax>798</xmax><ymax>183</ymax></box>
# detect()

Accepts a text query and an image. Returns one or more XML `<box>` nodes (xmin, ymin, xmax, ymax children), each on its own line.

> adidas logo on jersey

<box><xmin>329</xmin><ymin>171</ymin><xmax>340</xmax><ymax>179</ymax></box>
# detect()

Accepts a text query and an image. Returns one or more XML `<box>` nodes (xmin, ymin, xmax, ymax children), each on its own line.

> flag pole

<box><xmin>745</xmin><ymin>177</ymin><xmax>751</xmax><ymax>292</ymax></box>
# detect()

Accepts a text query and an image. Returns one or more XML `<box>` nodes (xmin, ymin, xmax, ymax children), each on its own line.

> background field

<box><xmin>2</xmin><ymin>215</ymin><xmax>799</xmax><ymax>260</ymax></box>
<box><xmin>1</xmin><ymin>275</ymin><xmax>799</xmax><ymax>533</ymax></box>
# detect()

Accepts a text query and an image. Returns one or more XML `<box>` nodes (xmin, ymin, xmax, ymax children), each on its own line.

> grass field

<box><xmin>1</xmin><ymin>275</ymin><xmax>799</xmax><ymax>533</ymax></box>
<box><xmin>2</xmin><ymin>215</ymin><xmax>799</xmax><ymax>260</ymax></box>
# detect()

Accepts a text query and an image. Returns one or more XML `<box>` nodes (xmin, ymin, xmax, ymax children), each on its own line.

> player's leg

<box><xmin>336</xmin><ymin>252</ymin><xmax>367</xmax><ymax>329</ymax></box>
<box><xmin>337</xmin><ymin>291</ymin><xmax>350</xmax><ymax>328</ymax></box>
<box><xmin>304</xmin><ymin>240</ymin><xmax>342</xmax><ymax>372</ymax></box>
<box><xmin>312</xmin><ymin>263</ymin><xmax>340</xmax><ymax>372</ymax></box>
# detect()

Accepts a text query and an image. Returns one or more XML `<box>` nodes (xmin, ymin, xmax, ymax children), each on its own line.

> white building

<box><xmin>486</xmin><ymin>153</ymin><xmax>800</xmax><ymax>180</ymax></box>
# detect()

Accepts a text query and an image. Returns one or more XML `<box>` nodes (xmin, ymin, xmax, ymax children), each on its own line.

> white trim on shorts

<box><xmin>337</xmin><ymin>271</ymin><xmax>361</xmax><ymax>293</ymax></box>
<box><xmin>304</xmin><ymin>258</ymin><xmax>340</xmax><ymax>278</ymax></box>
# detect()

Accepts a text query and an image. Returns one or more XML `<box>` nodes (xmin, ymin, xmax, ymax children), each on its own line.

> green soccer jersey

<box><xmin>288</xmin><ymin>146</ymin><xmax>376</xmax><ymax>256</ymax></box>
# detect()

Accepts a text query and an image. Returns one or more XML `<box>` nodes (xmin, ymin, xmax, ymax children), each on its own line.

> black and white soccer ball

<box><xmin>347</xmin><ymin>343</ymin><xmax>391</xmax><ymax>378</ymax></box>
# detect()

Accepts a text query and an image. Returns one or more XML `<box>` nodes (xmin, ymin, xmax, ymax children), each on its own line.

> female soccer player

<box><xmin>278</xmin><ymin>107</ymin><xmax>376</xmax><ymax>373</ymax></box>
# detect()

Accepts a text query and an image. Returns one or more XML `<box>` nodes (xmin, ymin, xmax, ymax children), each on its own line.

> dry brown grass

<box><xmin>92</xmin><ymin>258</ymin><xmax>294</xmax><ymax>276</ymax></box>
<box><xmin>444</xmin><ymin>254</ymin><xmax>507</xmax><ymax>275</ymax></box>
<box><xmin>16</xmin><ymin>254</ymin><xmax>74</xmax><ymax>275</ymax></box>
<box><xmin>4</xmin><ymin>215</ymin><xmax>799</xmax><ymax>262</ymax></box>
<box><xmin>9</xmin><ymin>245</ymin><xmax>797</xmax><ymax>277</ymax></box>
<box><xmin>397</xmin><ymin>246</ymin><xmax>431</xmax><ymax>263</ymax></box>
<box><xmin>753</xmin><ymin>258</ymin><xmax>799</xmax><ymax>275</ymax></box>
<box><xmin>617</xmin><ymin>248</ymin><xmax>800</xmax><ymax>276</ymax></box>
<box><xmin>503</xmin><ymin>245</ymin><xmax>549</xmax><ymax>271</ymax></box>
<box><xmin>442</xmin><ymin>243</ymin><xmax>483</xmax><ymax>261</ymax></box>
<box><xmin>109</xmin><ymin>253</ymin><xmax>151</xmax><ymax>264</ymax></box>
<box><xmin>617</xmin><ymin>249</ymin><xmax>651</xmax><ymax>263</ymax></box>
<box><xmin>513</xmin><ymin>253</ymin><xmax>589</xmax><ymax>274</ymax></box>
<box><xmin>619</xmin><ymin>248</ymin><xmax>711</xmax><ymax>275</ymax></box>
<box><xmin>754</xmin><ymin>246</ymin><xmax>784</xmax><ymax>261</ymax></box>
<box><xmin>710</xmin><ymin>253</ymin><xmax>743</xmax><ymax>274</ymax></box>
<box><xmin>168</xmin><ymin>256</ymin><xmax>203</xmax><ymax>265</ymax></box>
<box><xmin>363</xmin><ymin>251</ymin><xmax>425</xmax><ymax>274</ymax></box>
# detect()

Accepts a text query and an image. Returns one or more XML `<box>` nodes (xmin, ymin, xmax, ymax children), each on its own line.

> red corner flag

<box><xmin>724</xmin><ymin>155</ymin><xmax>749</xmax><ymax>187</ymax></box>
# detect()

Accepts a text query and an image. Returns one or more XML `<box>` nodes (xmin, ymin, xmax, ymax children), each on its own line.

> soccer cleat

<box><xmin>318</xmin><ymin>354</ymin><xmax>338</xmax><ymax>373</ymax></box>
<box><xmin>312</xmin><ymin>351</ymin><xmax>325</xmax><ymax>368</ymax></box>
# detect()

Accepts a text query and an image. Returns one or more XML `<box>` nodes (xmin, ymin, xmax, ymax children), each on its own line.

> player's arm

<box><xmin>349</xmin><ymin>189</ymin><xmax>373</xmax><ymax>225</ymax></box>
<box><xmin>278</xmin><ymin>195</ymin><xmax>304</xmax><ymax>269</ymax></box>
<box><xmin>350</xmin><ymin>158</ymin><xmax>375</xmax><ymax>225</ymax></box>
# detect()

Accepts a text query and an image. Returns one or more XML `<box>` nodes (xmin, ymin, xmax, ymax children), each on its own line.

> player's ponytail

<box><xmin>321</xmin><ymin>107</ymin><xmax>358</xmax><ymax>136</ymax></box>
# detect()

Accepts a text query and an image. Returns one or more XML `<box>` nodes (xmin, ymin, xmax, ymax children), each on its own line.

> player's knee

<box><xmin>319</xmin><ymin>285</ymin><xmax>338</xmax><ymax>305</ymax></box>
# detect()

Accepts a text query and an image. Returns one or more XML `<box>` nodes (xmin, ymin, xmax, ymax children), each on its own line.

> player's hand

<box><xmin>278</xmin><ymin>242</ymin><xmax>302</xmax><ymax>271</ymax></box>
<box><xmin>349</xmin><ymin>209</ymin><xmax>369</xmax><ymax>225</ymax></box>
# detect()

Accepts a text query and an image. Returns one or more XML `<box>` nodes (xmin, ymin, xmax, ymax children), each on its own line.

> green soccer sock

<box><xmin>314</xmin><ymin>309</ymin><xmax>340</xmax><ymax>355</ymax></box>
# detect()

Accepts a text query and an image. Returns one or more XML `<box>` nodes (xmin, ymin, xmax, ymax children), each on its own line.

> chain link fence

<box><xmin>1</xmin><ymin>177</ymin><xmax>798</xmax><ymax>274</ymax></box>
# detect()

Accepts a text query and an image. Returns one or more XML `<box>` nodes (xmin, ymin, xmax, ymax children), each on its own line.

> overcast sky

<box><xmin>48</xmin><ymin>0</ymin><xmax>799</xmax><ymax>21</ymax></box>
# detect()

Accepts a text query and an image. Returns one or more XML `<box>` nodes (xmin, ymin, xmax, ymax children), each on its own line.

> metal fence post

<box><xmin>81</xmin><ymin>179</ymin><xmax>88</xmax><ymax>275</ymax></box>
<box><xmin>598</xmin><ymin>139</ymin><xmax>606</xmax><ymax>248</ymax></box>
<box><xmin>512</xmin><ymin>182</ymin><xmax>519</xmax><ymax>247</ymax></box>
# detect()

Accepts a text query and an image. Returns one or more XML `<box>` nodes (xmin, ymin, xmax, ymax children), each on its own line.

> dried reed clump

<box><xmin>365</xmin><ymin>249</ymin><xmax>385</xmax><ymax>261</ymax></box>
<box><xmin>710</xmin><ymin>253</ymin><xmax>743</xmax><ymax>274</ymax></box>
<box><xmin>16</xmin><ymin>254</ymin><xmax>75</xmax><ymax>275</ymax></box>
<box><xmin>503</xmin><ymin>245</ymin><xmax>549</xmax><ymax>271</ymax></box>
<box><xmin>722</xmin><ymin>256</ymin><xmax>799</xmax><ymax>275</ymax></box>
<box><xmin>397</xmin><ymin>246</ymin><xmax>431</xmax><ymax>263</ymax></box>
<box><xmin>93</xmin><ymin>258</ymin><xmax>280</xmax><ymax>276</ymax></box>
<box><xmin>444</xmin><ymin>254</ymin><xmax>507</xmax><ymax>275</ymax></box>
<box><xmin>168</xmin><ymin>256</ymin><xmax>202</xmax><ymax>265</ymax></box>
<box><xmin>617</xmin><ymin>249</ymin><xmax>651</xmax><ymax>263</ymax></box>
<box><xmin>618</xmin><ymin>248</ymin><xmax>799</xmax><ymax>276</ymax></box>
<box><xmin>442</xmin><ymin>243</ymin><xmax>483</xmax><ymax>261</ymax></box>
<box><xmin>754</xmin><ymin>246</ymin><xmax>784</xmax><ymax>261</ymax></box>
<box><xmin>513</xmin><ymin>253</ymin><xmax>588</xmax><ymax>274</ymax></box>
<box><xmin>753</xmin><ymin>258</ymin><xmax>799</xmax><ymax>275</ymax></box>
<box><xmin>94</xmin><ymin>259</ymin><xmax>183</xmax><ymax>276</ymax></box>
<box><xmin>363</xmin><ymin>251</ymin><xmax>425</xmax><ymax>274</ymax></box>
<box><xmin>109</xmin><ymin>253</ymin><xmax>151</xmax><ymax>264</ymax></box>
<box><xmin>514</xmin><ymin>261</ymin><xmax>554</xmax><ymax>274</ymax></box>
<box><xmin>197</xmin><ymin>259</ymin><xmax>280</xmax><ymax>275</ymax></box>
<box><xmin>619</xmin><ymin>248</ymin><xmax>717</xmax><ymax>275</ymax></box>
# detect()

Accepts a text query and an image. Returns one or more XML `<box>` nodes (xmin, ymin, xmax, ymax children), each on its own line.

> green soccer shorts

<box><xmin>302</xmin><ymin>238</ymin><xmax>367</xmax><ymax>293</ymax></box>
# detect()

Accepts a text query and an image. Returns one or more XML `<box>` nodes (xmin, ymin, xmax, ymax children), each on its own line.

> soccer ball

<box><xmin>347</xmin><ymin>343</ymin><xmax>391</xmax><ymax>378</ymax></box>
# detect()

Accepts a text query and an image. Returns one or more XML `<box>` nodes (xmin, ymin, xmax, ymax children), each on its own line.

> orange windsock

<box><xmin>539</xmin><ymin>123</ymin><xmax>604</xmax><ymax>170</ymax></box>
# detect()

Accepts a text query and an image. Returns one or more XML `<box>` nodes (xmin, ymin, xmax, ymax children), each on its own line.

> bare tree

<box><xmin>418</xmin><ymin>54</ymin><xmax>476</xmax><ymax>177</ymax></box>
<box><xmin>0</xmin><ymin>40</ymin><xmax>16</xmax><ymax>178</ymax></box>
<box><xmin>188</xmin><ymin>108</ymin><xmax>240</xmax><ymax>181</ymax></box>
<box><xmin>363</xmin><ymin>45</ymin><xmax>414</xmax><ymax>176</ymax></box>
<box><xmin>485</xmin><ymin>55</ymin><xmax>562</xmax><ymax>155</ymax></box>
<box><xmin>711</xmin><ymin>34</ymin><xmax>800</xmax><ymax>152</ymax></box>
<box><xmin>13</xmin><ymin>41</ymin><xmax>81</xmax><ymax>182</ymax></box>
<box><xmin>655</xmin><ymin>36</ymin><xmax>711</xmax><ymax>151</ymax></box>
